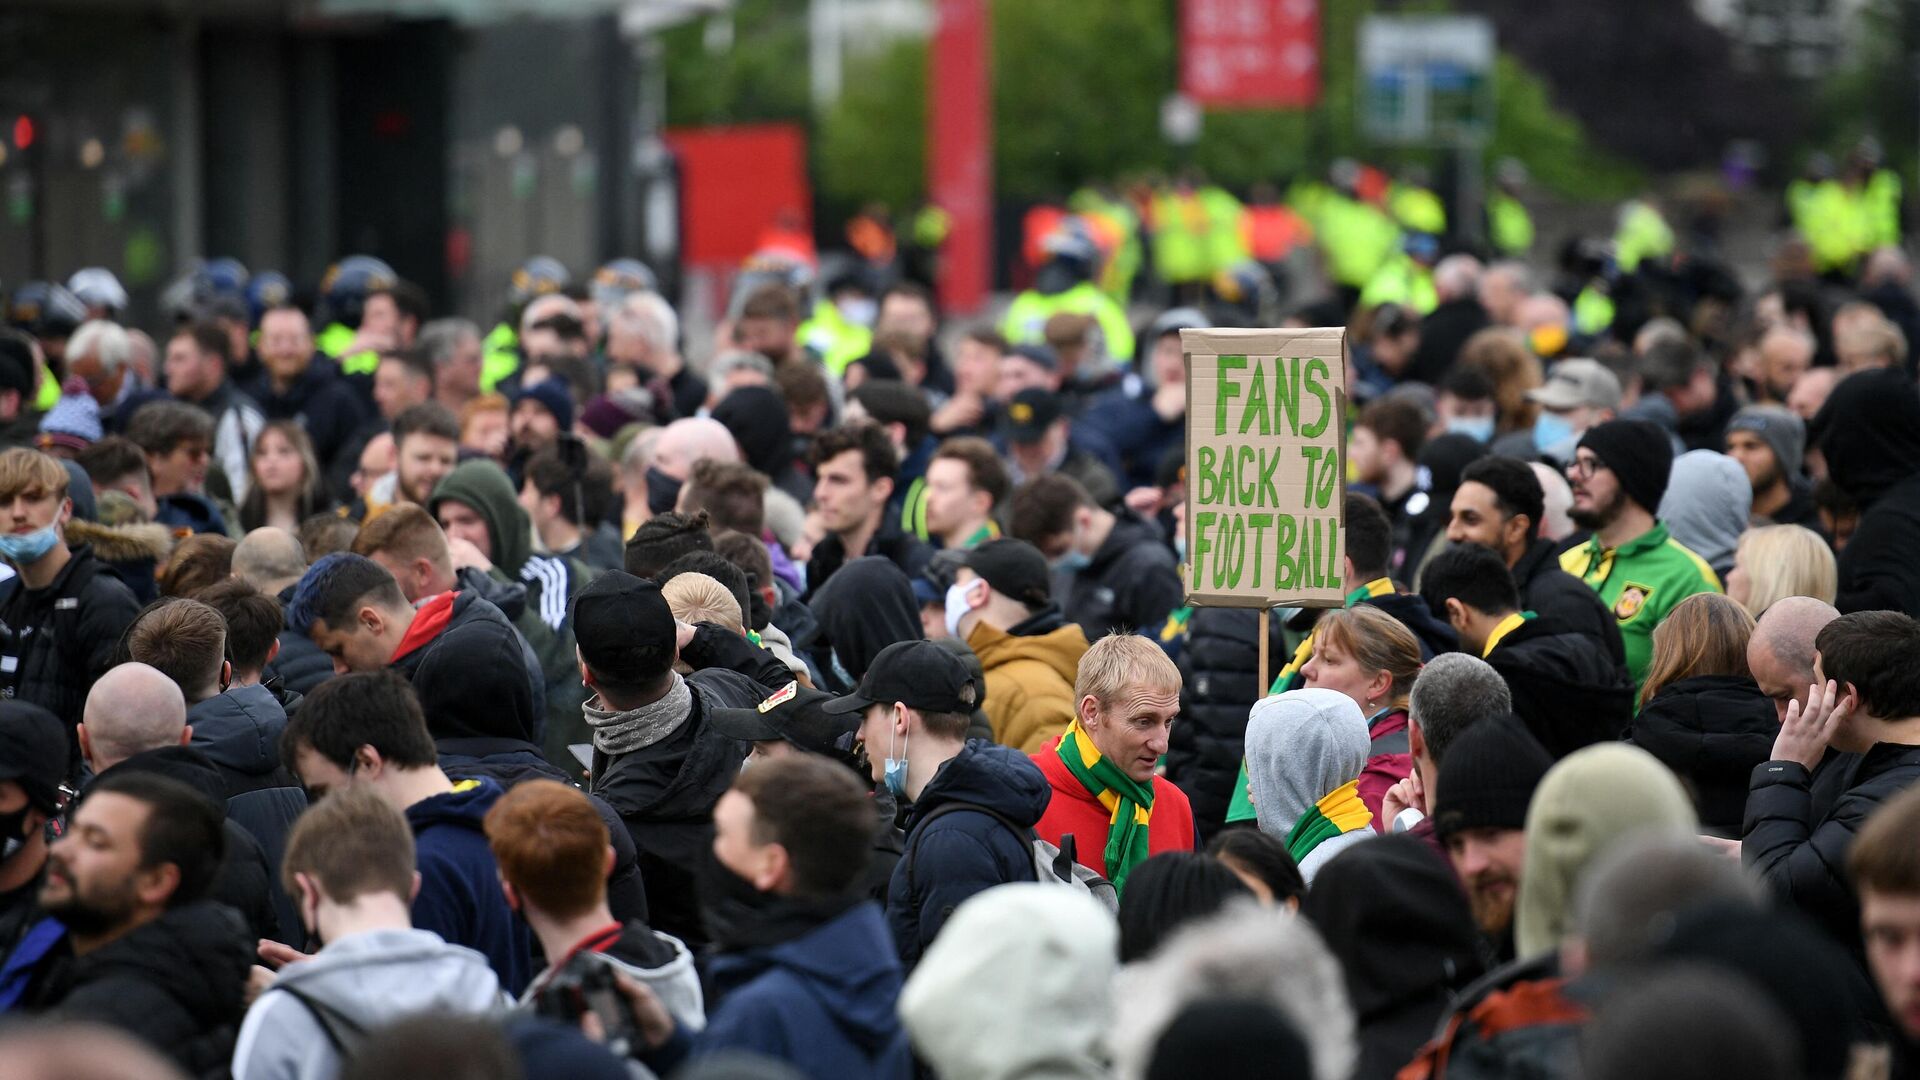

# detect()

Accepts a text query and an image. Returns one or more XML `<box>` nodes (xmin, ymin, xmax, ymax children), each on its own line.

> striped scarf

<box><xmin>1057</xmin><ymin>717</ymin><xmax>1154</xmax><ymax>894</ymax></box>
<box><xmin>1283</xmin><ymin>779</ymin><xmax>1372</xmax><ymax>864</ymax></box>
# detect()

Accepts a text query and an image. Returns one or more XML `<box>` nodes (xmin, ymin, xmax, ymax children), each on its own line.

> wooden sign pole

<box><xmin>1258</xmin><ymin>607</ymin><xmax>1271</xmax><ymax>699</ymax></box>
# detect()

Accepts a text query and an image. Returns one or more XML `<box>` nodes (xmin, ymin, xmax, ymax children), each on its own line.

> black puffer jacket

<box><xmin>1512</xmin><ymin>539</ymin><xmax>1627</xmax><ymax>668</ymax></box>
<box><xmin>1746</xmin><ymin>741</ymin><xmax>1920</xmax><ymax>954</ymax></box>
<box><xmin>1168</xmin><ymin>607</ymin><xmax>1280</xmax><ymax>841</ymax></box>
<box><xmin>28</xmin><ymin>899</ymin><xmax>252</xmax><ymax>1077</ymax></box>
<box><xmin>1060</xmin><ymin>511</ymin><xmax>1184</xmax><ymax>642</ymax></box>
<box><xmin>0</xmin><ymin>546</ymin><xmax>141</xmax><ymax>737</ymax></box>
<box><xmin>1628</xmin><ymin>674</ymin><xmax>1777</xmax><ymax>836</ymax></box>
<box><xmin>1485</xmin><ymin>615</ymin><xmax>1636</xmax><ymax>760</ymax></box>
<box><xmin>391</xmin><ymin>590</ymin><xmax>535</xmax><ymax>743</ymax></box>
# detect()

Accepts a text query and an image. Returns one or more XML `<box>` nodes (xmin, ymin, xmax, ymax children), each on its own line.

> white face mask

<box><xmin>944</xmin><ymin>579</ymin><xmax>984</xmax><ymax>638</ymax></box>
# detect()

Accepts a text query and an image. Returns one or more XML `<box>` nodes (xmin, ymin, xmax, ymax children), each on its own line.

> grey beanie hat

<box><xmin>1726</xmin><ymin>405</ymin><xmax>1805</xmax><ymax>479</ymax></box>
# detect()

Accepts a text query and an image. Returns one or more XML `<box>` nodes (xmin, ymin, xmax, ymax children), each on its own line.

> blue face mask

<box><xmin>1051</xmin><ymin>549</ymin><xmax>1092</xmax><ymax>573</ymax></box>
<box><xmin>1174</xmin><ymin>538</ymin><xmax>1187</xmax><ymax>562</ymax></box>
<box><xmin>1532</xmin><ymin>411</ymin><xmax>1575</xmax><ymax>452</ymax></box>
<box><xmin>1446</xmin><ymin>415</ymin><xmax>1496</xmax><ymax>443</ymax></box>
<box><xmin>0</xmin><ymin>525</ymin><xmax>60</xmax><ymax>565</ymax></box>
<box><xmin>883</xmin><ymin>723</ymin><xmax>911</xmax><ymax>799</ymax></box>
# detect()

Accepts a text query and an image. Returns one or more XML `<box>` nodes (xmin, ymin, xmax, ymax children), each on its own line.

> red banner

<box><xmin>663</xmin><ymin>124</ymin><xmax>812</xmax><ymax>269</ymax></box>
<box><xmin>1180</xmin><ymin>0</ymin><xmax>1321</xmax><ymax>108</ymax></box>
<box><xmin>929</xmin><ymin>0</ymin><xmax>992</xmax><ymax>315</ymax></box>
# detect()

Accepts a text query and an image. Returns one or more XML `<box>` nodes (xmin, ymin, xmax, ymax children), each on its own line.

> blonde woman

<box><xmin>1627</xmin><ymin>593</ymin><xmax>1776</xmax><ymax>835</ymax></box>
<box><xmin>1725</xmin><ymin>524</ymin><xmax>1837</xmax><ymax>616</ymax></box>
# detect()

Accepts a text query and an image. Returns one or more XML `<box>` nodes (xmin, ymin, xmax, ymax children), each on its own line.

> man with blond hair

<box><xmin>1031</xmin><ymin>633</ymin><xmax>1194</xmax><ymax>890</ymax></box>
<box><xmin>0</xmin><ymin>447</ymin><xmax>140</xmax><ymax>735</ymax></box>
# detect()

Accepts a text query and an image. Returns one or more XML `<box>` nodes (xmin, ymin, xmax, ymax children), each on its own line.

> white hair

<box><xmin>1433</xmin><ymin>254</ymin><xmax>1484</xmax><ymax>301</ymax></box>
<box><xmin>617</xmin><ymin>291</ymin><xmax>680</xmax><ymax>357</ymax></box>
<box><xmin>68</xmin><ymin>320</ymin><xmax>131</xmax><ymax>375</ymax></box>
<box><xmin>1110</xmin><ymin>902</ymin><xmax>1355</xmax><ymax>1080</ymax></box>
<box><xmin>519</xmin><ymin>294</ymin><xmax>581</xmax><ymax>336</ymax></box>
<box><xmin>707</xmin><ymin>350</ymin><xmax>774</xmax><ymax>401</ymax></box>
<box><xmin>418</xmin><ymin>317</ymin><xmax>480</xmax><ymax>368</ymax></box>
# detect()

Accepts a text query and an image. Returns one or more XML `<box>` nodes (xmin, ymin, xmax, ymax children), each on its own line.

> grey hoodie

<box><xmin>1657</xmin><ymin>449</ymin><xmax>1751</xmax><ymax>578</ymax></box>
<box><xmin>1244</xmin><ymin>688</ymin><xmax>1374</xmax><ymax>883</ymax></box>
<box><xmin>230</xmin><ymin>928</ymin><xmax>506</xmax><ymax>1080</ymax></box>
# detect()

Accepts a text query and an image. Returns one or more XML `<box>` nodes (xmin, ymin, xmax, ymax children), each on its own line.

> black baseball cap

<box><xmin>571</xmin><ymin>570</ymin><xmax>676</xmax><ymax>684</ymax></box>
<box><xmin>964</xmin><ymin>538</ymin><xmax>1052</xmax><ymax>609</ymax></box>
<box><xmin>824</xmin><ymin>640</ymin><xmax>977</xmax><ymax>716</ymax></box>
<box><xmin>0</xmin><ymin>702</ymin><xmax>69</xmax><ymax>814</ymax></box>
<box><xmin>710</xmin><ymin>681</ymin><xmax>858</xmax><ymax>755</ymax></box>
<box><xmin>1003</xmin><ymin>388</ymin><xmax>1064</xmax><ymax>444</ymax></box>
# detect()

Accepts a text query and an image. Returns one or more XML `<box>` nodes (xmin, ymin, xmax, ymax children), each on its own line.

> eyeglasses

<box><xmin>1566</xmin><ymin>456</ymin><xmax>1609</xmax><ymax>479</ymax></box>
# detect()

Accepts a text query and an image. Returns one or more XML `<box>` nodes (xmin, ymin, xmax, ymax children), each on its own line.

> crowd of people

<box><xmin>0</xmin><ymin>160</ymin><xmax>1917</xmax><ymax>1080</ymax></box>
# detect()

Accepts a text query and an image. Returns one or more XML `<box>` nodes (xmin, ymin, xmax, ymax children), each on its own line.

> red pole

<box><xmin>929</xmin><ymin>0</ymin><xmax>991</xmax><ymax>315</ymax></box>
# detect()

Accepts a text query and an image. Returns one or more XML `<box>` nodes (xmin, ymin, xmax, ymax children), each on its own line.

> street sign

<box><xmin>1358</xmin><ymin>14</ymin><xmax>1495</xmax><ymax>146</ymax></box>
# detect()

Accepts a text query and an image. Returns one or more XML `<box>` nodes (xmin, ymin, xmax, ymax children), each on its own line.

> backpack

<box><xmin>905</xmin><ymin>801</ymin><xmax>1120</xmax><ymax>913</ymax></box>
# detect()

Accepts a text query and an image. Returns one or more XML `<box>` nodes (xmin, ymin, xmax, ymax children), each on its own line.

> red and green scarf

<box><xmin>1058</xmin><ymin>717</ymin><xmax>1155</xmax><ymax>894</ymax></box>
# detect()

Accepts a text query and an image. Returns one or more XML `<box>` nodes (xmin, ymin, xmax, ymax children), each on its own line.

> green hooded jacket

<box><xmin>428</xmin><ymin>459</ymin><xmax>595</xmax><ymax>768</ymax></box>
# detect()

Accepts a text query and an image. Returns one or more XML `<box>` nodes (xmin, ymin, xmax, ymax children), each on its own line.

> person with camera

<box><xmin>483</xmin><ymin>779</ymin><xmax>703</xmax><ymax>1030</ymax></box>
<box><xmin>591</xmin><ymin>754</ymin><xmax>912</xmax><ymax>1080</ymax></box>
<box><xmin>231</xmin><ymin>785</ymin><xmax>506</xmax><ymax>1080</ymax></box>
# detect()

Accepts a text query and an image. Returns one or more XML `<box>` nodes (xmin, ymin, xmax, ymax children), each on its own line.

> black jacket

<box><xmin>27</xmin><ymin>900</ymin><xmax>252</xmax><ymax>1076</ymax></box>
<box><xmin>187</xmin><ymin>684</ymin><xmax>297</xmax><ymax>800</ymax></box>
<box><xmin>0</xmin><ymin>546</ymin><xmax>141</xmax><ymax>736</ymax></box>
<box><xmin>804</xmin><ymin>516</ymin><xmax>933</xmax><ymax>602</ymax></box>
<box><xmin>887</xmin><ymin>741</ymin><xmax>1052</xmax><ymax>969</ymax></box>
<box><xmin>1485</xmin><ymin>615</ymin><xmax>1637</xmax><ymax>759</ymax></box>
<box><xmin>1746</xmin><ymin>741</ymin><xmax>1920</xmax><ymax>954</ymax></box>
<box><xmin>1302</xmin><ymin>836</ymin><xmax>1485</xmax><ymax>1080</ymax></box>
<box><xmin>270</xmin><ymin>583</ymin><xmax>334</xmax><ymax>697</ymax></box>
<box><xmin>1837</xmin><ymin>473</ymin><xmax>1920</xmax><ymax>619</ymax></box>
<box><xmin>391</xmin><ymin>590</ymin><xmax>536</xmax><ymax>744</ymax></box>
<box><xmin>807</xmin><ymin>556</ymin><xmax>923</xmax><ymax>692</ymax></box>
<box><xmin>1512</xmin><ymin>538</ymin><xmax>1627</xmax><ymax>668</ymax></box>
<box><xmin>1409</xmin><ymin>297</ymin><xmax>1491</xmax><ymax>385</ymax></box>
<box><xmin>1628</xmin><ymin>674</ymin><xmax>1777</xmax><ymax>836</ymax></box>
<box><xmin>247</xmin><ymin>359</ymin><xmax>371</xmax><ymax>471</ymax></box>
<box><xmin>99</xmin><ymin>747</ymin><xmax>283</xmax><ymax>946</ymax></box>
<box><xmin>1364</xmin><ymin>590</ymin><xmax>1459</xmax><ymax>663</ymax></box>
<box><xmin>589</xmin><ymin>625</ymin><xmax>790</xmax><ymax>946</ymax></box>
<box><xmin>1168</xmin><ymin>606</ymin><xmax>1280</xmax><ymax>840</ymax></box>
<box><xmin>1060</xmin><ymin>512</ymin><xmax>1183</xmax><ymax>642</ymax></box>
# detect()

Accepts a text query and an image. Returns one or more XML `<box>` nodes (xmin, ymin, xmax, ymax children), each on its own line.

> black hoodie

<box><xmin>391</xmin><ymin>590</ymin><xmax>537</xmax><ymax>744</ymax></box>
<box><xmin>1060</xmin><ymin>511</ymin><xmax>1184</xmax><ymax>642</ymax></box>
<box><xmin>1485</xmin><ymin>614</ymin><xmax>1637</xmax><ymax>760</ymax></box>
<box><xmin>1302</xmin><ymin>836</ymin><xmax>1485</xmax><ymax>1080</ymax></box>
<box><xmin>29</xmin><ymin>899</ymin><xmax>253</xmax><ymax>1076</ymax></box>
<box><xmin>1815</xmin><ymin>369</ymin><xmax>1920</xmax><ymax>616</ymax></box>
<box><xmin>808</xmin><ymin>556</ymin><xmax>923</xmax><ymax>692</ymax></box>
<box><xmin>712</xmin><ymin>386</ymin><xmax>812</xmax><ymax>505</ymax></box>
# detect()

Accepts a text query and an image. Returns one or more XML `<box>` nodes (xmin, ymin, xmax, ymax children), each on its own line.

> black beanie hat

<box><xmin>1432</xmin><ymin>714</ymin><xmax>1554</xmax><ymax>840</ymax></box>
<box><xmin>1146</xmin><ymin>997</ymin><xmax>1313</xmax><ymax>1080</ymax></box>
<box><xmin>1576</xmin><ymin>418</ymin><xmax>1674</xmax><ymax>514</ymax></box>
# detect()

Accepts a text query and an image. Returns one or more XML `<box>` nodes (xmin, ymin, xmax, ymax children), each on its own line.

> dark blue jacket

<box><xmin>246</xmin><ymin>358</ymin><xmax>371</xmax><ymax>471</ymax></box>
<box><xmin>404</xmin><ymin>777</ymin><xmax>533</xmax><ymax>994</ymax></box>
<box><xmin>1078</xmin><ymin>381</ymin><xmax>1183</xmax><ymax>490</ymax></box>
<box><xmin>682</xmin><ymin>902</ymin><xmax>910</xmax><ymax>1080</ymax></box>
<box><xmin>154</xmin><ymin>492</ymin><xmax>228</xmax><ymax>536</ymax></box>
<box><xmin>188</xmin><ymin>684</ymin><xmax>294</xmax><ymax>799</ymax></box>
<box><xmin>886</xmin><ymin>741</ymin><xmax>1052</xmax><ymax>968</ymax></box>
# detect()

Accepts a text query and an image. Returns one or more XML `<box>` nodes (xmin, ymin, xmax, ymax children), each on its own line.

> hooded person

<box><xmin>899</xmin><ymin>884</ymin><xmax>1116</xmax><ymax>1080</ymax></box>
<box><xmin>1812</xmin><ymin>368</ymin><xmax>1920</xmax><ymax>616</ymax></box>
<box><xmin>1402</xmin><ymin>432</ymin><xmax>1487</xmax><ymax>581</ymax></box>
<box><xmin>806</xmin><ymin>555</ymin><xmax>924</xmax><ymax>694</ymax></box>
<box><xmin>712</xmin><ymin>386</ymin><xmax>810</xmax><ymax>506</ymax></box>
<box><xmin>1514</xmin><ymin>742</ymin><xmax>1698</xmax><ymax>958</ymax></box>
<box><xmin>1657</xmin><ymin>451</ymin><xmax>1752</xmax><ymax>580</ymax></box>
<box><xmin>1244</xmin><ymin>689</ymin><xmax>1375</xmax><ymax>883</ymax></box>
<box><xmin>427</xmin><ymin>458</ymin><xmax>589</xmax><ymax>748</ymax></box>
<box><xmin>1301</xmin><ymin>836</ymin><xmax>1485</xmax><ymax>1080</ymax></box>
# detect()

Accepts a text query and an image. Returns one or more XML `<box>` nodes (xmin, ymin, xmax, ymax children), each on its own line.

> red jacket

<box><xmin>1360</xmin><ymin>707</ymin><xmax>1414</xmax><ymax>833</ymax></box>
<box><xmin>1032</xmin><ymin>743</ymin><xmax>1196</xmax><ymax>878</ymax></box>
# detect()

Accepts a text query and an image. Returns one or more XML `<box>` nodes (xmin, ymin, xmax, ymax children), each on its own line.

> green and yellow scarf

<box><xmin>1283</xmin><ymin>779</ymin><xmax>1372</xmax><ymax>864</ymax></box>
<box><xmin>1057</xmin><ymin>717</ymin><xmax>1155</xmax><ymax>894</ymax></box>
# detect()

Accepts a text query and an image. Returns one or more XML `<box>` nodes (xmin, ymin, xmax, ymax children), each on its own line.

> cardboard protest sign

<box><xmin>1183</xmin><ymin>327</ymin><xmax>1348</xmax><ymax>609</ymax></box>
